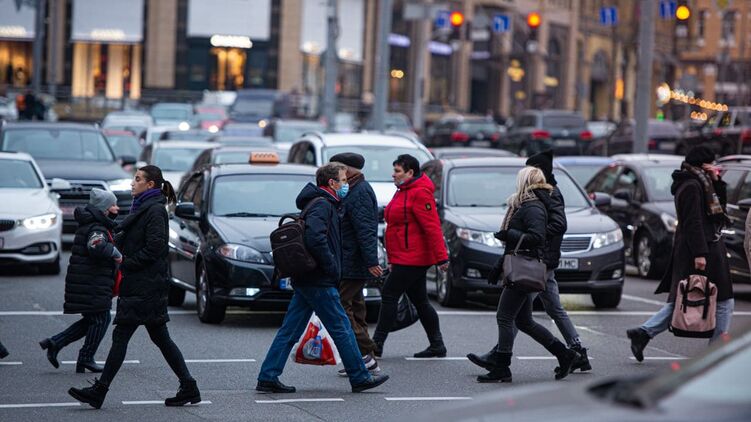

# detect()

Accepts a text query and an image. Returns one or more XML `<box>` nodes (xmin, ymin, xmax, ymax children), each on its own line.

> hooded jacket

<box><xmin>294</xmin><ymin>183</ymin><xmax>343</xmax><ymax>288</ymax></box>
<box><xmin>384</xmin><ymin>174</ymin><xmax>448</xmax><ymax>266</ymax></box>
<box><xmin>339</xmin><ymin>170</ymin><xmax>380</xmax><ymax>280</ymax></box>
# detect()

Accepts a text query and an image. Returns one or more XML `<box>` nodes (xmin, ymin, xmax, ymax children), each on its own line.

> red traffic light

<box><xmin>527</xmin><ymin>12</ymin><xmax>542</xmax><ymax>28</ymax></box>
<box><xmin>450</xmin><ymin>11</ymin><xmax>464</xmax><ymax>27</ymax></box>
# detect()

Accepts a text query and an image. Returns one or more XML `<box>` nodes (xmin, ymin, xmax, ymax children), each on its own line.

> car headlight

<box><xmin>107</xmin><ymin>178</ymin><xmax>132</xmax><ymax>192</ymax></box>
<box><xmin>456</xmin><ymin>227</ymin><xmax>502</xmax><ymax>248</ymax></box>
<box><xmin>208</xmin><ymin>125</ymin><xmax>219</xmax><ymax>133</ymax></box>
<box><xmin>217</xmin><ymin>244</ymin><xmax>267</xmax><ymax>264</ymax></box>
<box><xmin>21</xmin><ymin>213</ymin><xmax>57</xmax><ymax>230</ymax></box>
<box><xmin>178</xmin><ymin>121</ymin><xmax>190</xmax><ymax>131</ymax></box>
<box><xmin>591</xmin><ymin>228</ymin><xmax>623</xmax><ymax>249</ymax></box>
<box><xmin>660</xmin><ymin>213</ymin><xmax>678</xmax><ymax>233</ymax></box>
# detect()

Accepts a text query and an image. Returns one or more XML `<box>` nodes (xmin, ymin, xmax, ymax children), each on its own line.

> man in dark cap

<box><xmin>628</xmin><ymin>145</ymin><xmax>734</xmax><ymax>360</ymax></box>
<box><xmin>329</xmin><ymin>152</ymin><xmax>383</xmax><ymax>375</ymax></box>
<box><xmin>469</xmin><ymin>149</ymin><xmax>591</xmax><ymax>377</ymax></box>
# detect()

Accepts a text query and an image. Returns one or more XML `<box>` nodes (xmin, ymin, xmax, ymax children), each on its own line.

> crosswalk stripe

<box><xmin>0</xmin><ymin>402</ymin><xmax>80</xmax><ymax>408</ymax></box>
<box><xmin>385</xmin><ymin>397</ymin><xmax>472</xmax><ymax>401</ymax></box>
<box><xmin>255</xmin><ymin>398</ymin><xmax>344</xmax><ymax>404</ymax></box>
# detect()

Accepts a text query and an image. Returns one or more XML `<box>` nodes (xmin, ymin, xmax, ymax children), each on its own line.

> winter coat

<box><xmin>340</xmin><ymin>173</ymin><xmax>380</xmax><ymax>280</ymax></box>
<box><xmin>533</xmin><ymin>185</ymin><xmax>567</xmax><ymax>269</ymax></box>
<box><xmin>63</xmin><ymin>205</ymin><xmax>118</xmax><ymax>315</ymax></box>
<box><xmin>384</xmin><ymin>174</ymin><xmax>448</xmax><ymax>267</ymax></box>
<box><xmin>113</xmin><ymin>194</ymin><xmax>170</xmax><ymax>325</ymax></box>
<box><xmin>502</xmin><ymin>187</ymin><xmax>550</xmax><ymax>261</ymax></box>
<box><xmin>656</xmin><ymin>170</ymin><xmax>733</xmax><ymax>302</ymax></box>
<box><xmin>294</xmin><ymin>183</ymin><xmax>343</xmax><ymax>288</ymax></box>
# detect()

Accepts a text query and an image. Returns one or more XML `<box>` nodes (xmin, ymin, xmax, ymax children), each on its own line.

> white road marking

<box><xmin>385</xmin><ymin>397</ymin><xmax>473</xmax><ymax>401</ymax></box>
<box><xmin>621</xmin><ymin>294</ymin><xmax>664</xmax><ymax>306</ymax></box>
<box><xmin>515</xmin><ymin>356</ymin><xmax>555</xmax><ymax>360</ymax></box>
<box><xmin>404</xmin><ymin>357</ymin><xmax>468</xmax><ymax>361</ymax></box>
<box><xmin>61</xmin><ymin>360</ymin><xmax>139</xmax><ymax>365</ymax></box>
<box><xmin>122</xmin><ymin>400</ymin><xmax>211</xmax><ymax>405</ymax></box>
<box><xmin>255</xmin><ymin>398</ymin><xmax>345</xmax><ymax>404</ymax></box>
<box><xmin>0</xmin><ymin>362</ymin><xmax>22</xmax><ymax>365</ymax></box>
<box><xmin>629</xmin><ymin>356</ymin><xmax>687</xmax><ymax>360</ymax></box>
<box><xmin>185</xmin><ymin>359</ymin><xmax>256</xmax><ymax>363</ymax></box>
<box><xmin>0</xmin><ymin>402</ymin><xmax>81</xmax><ymax>408</ymax></box>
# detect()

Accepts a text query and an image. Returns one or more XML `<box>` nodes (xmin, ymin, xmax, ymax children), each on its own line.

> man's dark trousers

<box><xmin>339</xmin><ymin>279</ymin><xmax>376</xmax><ymax>356</ymax></box>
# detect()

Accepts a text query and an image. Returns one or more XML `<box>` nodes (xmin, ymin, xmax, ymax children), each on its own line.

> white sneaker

<box><xmin>338</xmin><ymin>354</ymin><xmax>381</xmax><ymax>377</ymax></box>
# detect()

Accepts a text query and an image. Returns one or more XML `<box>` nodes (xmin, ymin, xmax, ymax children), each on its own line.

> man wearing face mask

<box><xmin>40</xmin><ymin>189</ymin><xmax>121</xmax><ymax>374</ymax></box>
<box><xmin>329</xmin><ymin>153</ymin><xmax>384</xmax><ymax>376</ymax></box>
<box><xmin>257</xmin><ymin>163</ymin><xmax>389</xmax><ymax>394</ymax></box>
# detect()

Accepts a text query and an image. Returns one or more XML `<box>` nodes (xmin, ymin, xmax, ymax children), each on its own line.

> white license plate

<box><xmin>558</xmin><ymin>258</ymin><xmax>579</xmax><ymax>270</ymax></box>
<box><xmin>279</xmin><ymin>277</ymin><xmax>293</xmax><ymax>290</ymax></box>
<box><xmin>555</xmin><ymin>139</ymin><xmax>576</xmax><ymax>147</ymax></box>
<box><xmin>658</xmin><ymin>142</ymin><xmax>675</xmax><ymax>151</ymax></box>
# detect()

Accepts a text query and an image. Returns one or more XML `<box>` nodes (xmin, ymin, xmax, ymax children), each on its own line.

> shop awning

<box><xmin>71</xmin><ymin>0</ymin><xmax>144</xmax><ymax>43</ymax></box>
<box><xmin>187</xmin><ymin>0</ymin><xmax>271</xmax><ymax>41</ymax></box>
<box><xmin>0</xmin><ymin>0</ymin><xmax>36</xmax><ymax>41</ymax></box>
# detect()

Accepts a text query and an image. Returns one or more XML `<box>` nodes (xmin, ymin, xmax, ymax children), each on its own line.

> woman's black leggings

<box><xmin>99</xmin><ymin>323</ymin><xmax>193</xmax><ymax>386</ymax></box>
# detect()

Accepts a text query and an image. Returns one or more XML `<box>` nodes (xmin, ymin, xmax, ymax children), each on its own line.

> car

<box><xmin>555</xmin><ymin>156</ymin><xmax>614</xmax><ymax>187</ymax></box>
<box><xmin>138</xmin><ymin>141</ymin><xmax>217</xmax><ymax>189</ymax></box>
<box><xmin>142</xmin><ymin>125</ymin><xmax>180</xmax><ymax>145</ymax></box>
<box><xmin>0</xmin><ymin>151</ymin><xmax>65</xmax><ymax>274</ymax></box>
<box><xmin>430</xmin><ymin>147</ymin><xmax>516</xmax><ymax>160</ymax></box>
<box><xmin>716</xmin><ymin>155</ymin><xmax>751</xmax><ymax>283</ymax></box>
<box><xmin>428</xmin><ymin>117</ymin><xmax>503</xmax><ymax>148</ymax></box>
<box><xmin>158</xmin><ymin>129</ymin><xmax>214</xmax><ymax>142</ymax></box>
<box><xmin>167</xmin><ymin>152</ymin><xmax>384</xmax><ymax>323</ymax></box>
<box><xmin>333</xmin><ymin>112</ymin><xmax>358</xmax><ymax>133</ymax></box>
<box><xmin>207</xmin><ymin>135</ymin><xmax>274</xmax><ymax>147</ymax></box>
<box><xmin>188</xmin><ymin>145</ymin><xmax>274</xmax><ymax>173</ymax></box>
<box><xmin>677</xmin><ymin>107</ymin><xmax>751</xmax><ymax>156</ymax></box>
<box><xmin>102</xmin><ymin>110</ymin><xmax>154</xmax><ymax>131</ymax></box>
<box><xmin>103</xmin><ymin>129</ymin><xmax>143</xmax><ymax>173</ymax></box>
<box><xmin>416</xmin><ymin>328</ymin><xmax>751</xmax><ymax>422</ymax></box>
<box><xmin>221</xmin><ymin>122</ymin><xmax>265</xmax><ymax>137</ymax></box>
<box><xmin>506</xmin><ymin>110</ymin><xmax>592</xmax><ymax>156</ymax></box>
<box><xmin>287</xmin><ymin>132</ymin><xmax>434</xmax><ymax>207</ymax></box>
<box><xmin>587</xmin><ymin>120</ymin><xmax>616</xmax><ymax>141</ymax></box>
<box><xmin>0</xmin><ymin>96</ymin><xmax>18</xmax><ymax>121</ymax></box>
<box><xmin>588</xmin><ymin>119</ymin><xmax>683</xmax><ymax>156</ymax></box>
<box><xmin>585</xmin><ymin>154</ymin><xmax>684</xmax><ymax>279</ymax></box>
<box><xmin>262</xmin><ymin>119</ymin><xmax>326</xmax><ymax>144</ymax></box>
<box><xmin>421</xmin><ymin>157</ymin><xmax>624</xmax><ymax>308</ymax></box>
<box><xmin>229</xmin><ymin>89</ymin><xmax>290</xmax><ymax>124</ymax></box>
<box><xmin>150</xmin><ymin>103</ymin><xmax>195</xmax><ymax>128</ymax></box>
<box><xmin>193</xmin><ymin>106</ymin><xmax>227</xmax><ymax>133</ymax></box>
<box><xmin>0</xmin><ymin>122</ymin><xmax>134</xmax><ymax>241</ymax></box>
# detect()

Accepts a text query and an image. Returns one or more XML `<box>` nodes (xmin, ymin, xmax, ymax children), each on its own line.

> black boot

<box><xmin>165</xmin><ymin>379</ymin><xmax>201</xmax><ymax>406</ymax></box>
<box><xmin>39</xmin><ymin>338</ymin><xmax>60</xmax><ymax>369</ymax></box>
<box><xmin>476</xmin><ymin>352</ymin><xmax>512</xmax><ymax>383</ymax></box>
<box><xmin>68</xmin><ymin>378</ymin><xmax>109</xmax><ymax>409</ymax></box>
<box><xmin>571</xmin><ymin>345</ymin><xmax>592</xmax><ymax>372</ymax></box>
<box><xmin>0</xmin><ymin>341</ymin><xmax>8</xmax><ymax>359</ymax></box>
<box><xmin>467</xmin><ymin>344</ymin><xmax>498</xmax><ymax>370</ymax></box>
<box><xmin>548</xmin><ymin>341</ymin><xmax>579</xmax><ymax>380</ymax></box>
<box><xmin>626</xmin><ymin>328</ymin><xmax>650</xmax><ymax>362</ymax></box>
<box><xmin>76</xmin><ymin>360</ymin><xmax>104</xmax><ymax>373</ymax></box>
<box><xmin>414</xmin><ymin>335</ymin><xmax>447</xmax><ymax>358</ymax></box>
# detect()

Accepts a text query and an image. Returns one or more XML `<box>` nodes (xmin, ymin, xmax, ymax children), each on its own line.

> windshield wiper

<box><xmin>219</xmin><ymin>212</ymin><xmax>277</xmax><ymax>218</ymax></box>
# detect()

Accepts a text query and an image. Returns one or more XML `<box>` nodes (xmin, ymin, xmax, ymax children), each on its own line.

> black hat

<box><xmin>330</xmin><ymin>152</ymin><xmax>365</xmax><ymax>170</ymax></box>
<box><xmin>685</xmin><ymin>145</ymin><xmax>715</xmax><ymax>167</ymax></box>
<box><xmin>525</xmin><ymin>149</ymin><xmax>554</xmax><ymax>179</ymax></box>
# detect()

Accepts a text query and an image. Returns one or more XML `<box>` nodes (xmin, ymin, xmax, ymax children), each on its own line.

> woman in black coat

<box><xmin>69</xmin><ymin>166</ymin><xmax>200</xmax><ymax>409</ymax></box>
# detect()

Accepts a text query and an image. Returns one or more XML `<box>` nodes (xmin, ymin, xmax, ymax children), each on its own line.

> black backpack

<box><xmin>270</xmin><ymin>197</ymin><xmax>327</xmax><ymax>279</ymax></box>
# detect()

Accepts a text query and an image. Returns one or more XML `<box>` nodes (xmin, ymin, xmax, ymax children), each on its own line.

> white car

<box><xmin>139</xmin><ymin>141</ymin><xmax>218</xmax><ymax>190</ymax></box>
<box><xmin>0</xmin><ymin>152</ymin><xmax>67</xmax><ymax>274</ymax></box>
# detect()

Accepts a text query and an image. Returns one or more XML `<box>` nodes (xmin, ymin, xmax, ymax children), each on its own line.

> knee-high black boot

<box><xmin>547</xmin><ymin>341</ymin><xmax>579</xmax><ymax>380</ymax></box>
<box><xmin>476</xmin><ymin>352</ymin><xmax>512</xmax><ymax>383</ymax></box>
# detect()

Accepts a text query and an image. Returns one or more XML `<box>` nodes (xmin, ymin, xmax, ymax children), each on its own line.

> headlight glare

<box><xmin>107</xmin><ymin>178</ymin><xmax>132</xmax><ymax>192</ymax></box>
<box><xmin>21</xmin><ymin>213</ymin><xmax>57</xmax><ymax>230</ymax></box>
<box><xmin>591</xmin><ymin>228</ymin><xmax>623</xmax><ymax>249</ymax></box>
<box><xmin>218</xmin><ymin>243</ymin><xmax>267</xmax><ymax>264</ymax></box>
<box><xmin>456</xmin><ymin>227</ymin><xmax>502</xmax><ymax>248</ymax></box>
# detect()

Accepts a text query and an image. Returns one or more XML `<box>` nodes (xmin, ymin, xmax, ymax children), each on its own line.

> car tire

<box><xmin>38</xmin><ymin>255</ymin><xmax>60</xmax><ymax>275</ymax></box>
<box><xmin>196</xmin><ymin>262</ymin><xmax>226</xmax><ymax>324</ymax></box>
<box><xmin>591</xmin><ymin>288</ymin><xmax>622</xmax><ymax>308</ymax></box>
<box><xmin>635</xmin><ymin>233</ymin><xmax>662</xmax><ymax>279</ymax></box>
<box><xmin>435</xmin><ymin>264</ymin><xmax>465</xmax><ymax>307</ymax></box>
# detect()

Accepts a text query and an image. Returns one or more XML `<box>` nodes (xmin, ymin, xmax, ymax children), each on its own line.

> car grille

<box><xmin>555</xmin><ymin>271</ymin><xmax>592</xmax><ymax>282</ymax></box>
<box><xmin>0</xmin><ymin>219</ymin><xmax>15</xmax><ymax>232</ymax></box>
<box><xmin>561</xmin><ymin>236</ymin><xmax>592</xmax><ymax>253</ymax></box>
<box><xmin>49</xmin><ymin>180</ymin><xmax>108</xmax><ymax>203</ymax></box>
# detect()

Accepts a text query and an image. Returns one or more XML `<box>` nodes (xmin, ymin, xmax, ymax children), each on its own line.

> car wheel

<box><xmin>38</xmin><ymin>255</ymin><xmax>60</xmax><ymax>275</ymax></box>
<box><xmin>635</xmin><ymin>233</ymin><xmax>661</xmax><ymax>279</ymax></box>
<box><xmin>196</xmin><ymin>262</ymin><xmax>226</xmax><ymax>324</ymax></box>
<box><xmin>591</xmin><ymin>288</ymin><xmax>622</xmax><ymax>308</ymax></box>
<box><xmin>435</xmin><ymin>265</ymin><xmax>465</xmax><ymax>307</ymax></box>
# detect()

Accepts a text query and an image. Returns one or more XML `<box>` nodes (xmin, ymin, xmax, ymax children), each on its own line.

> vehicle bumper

<box><xmin>0</xmin><ymin>222</ymin><xmax>61</xmax><ymax>265</ymax></box>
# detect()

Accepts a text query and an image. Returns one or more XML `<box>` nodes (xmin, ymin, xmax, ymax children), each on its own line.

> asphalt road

<box><xmin>1</xmin><ymin>252</ymin><xmax>750</xmax><ymax>421</ymax></box>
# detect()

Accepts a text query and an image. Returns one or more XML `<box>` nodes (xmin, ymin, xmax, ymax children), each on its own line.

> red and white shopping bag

<box><xmin>291</xmin><ymin>313</ymin><xmax>341</xmax><ymax>366</ymax></box>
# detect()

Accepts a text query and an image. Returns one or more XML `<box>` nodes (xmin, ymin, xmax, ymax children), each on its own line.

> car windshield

<box><xmin>275</xmin><ymin>122</ymin><xmax>325</xmax><ymax>143</ymax></box>
<box><xmin>641</xmin><ymin>165</ymin><xmax>677</xmax><ymax>201</ymax></box>
<box><xmin>213</xmin><ymin>151</ymin><xmax>254</xmax><ymax>165</ymax></box>
<box><xmin>544</xmin><ymin>115</ymin><xmax>586</xmax><ymax>130</ymax></box>
<box><xmin>211</xmin><ymin>174</ymin><xmax>313</xmax><ymax>217</ymax></box>
<box><xmin>385</xmin><ymin>114</ymin><xmax>411</xmax><ymax>129</ymax></box>
<box><xmin>0</xmin><ymin>159</ymin><xmax>43</xmax><ymax>188</ymax></box>
<box><xmin>1</xmin><ymin>129</ymin><xmax>115</xmax><ymax>161</ymax></box>
<box><xmin>446</xmin><ymin>166</ymin><xmax>589</xmax><ymax>208</ymax></box>
<box><xmin>323</xmin><ymin>146</ymin><xmax>432</xmax><ymax>182</ymax></box>
<box><xmin>457</xmin><ymin>121</ymin><xmax>497</xmax><ymax>134</ymax></box>
<box><xmin>161</xmin><ymin>131</ymin><xmax>212</xmax><ymax>142</ymax></box>
<box><xmin>197</xmin><ymin>112</ymin><xmax>225</xmax><ymax>121</ymax></box>
<box><xmin>232</xmin><ymin>98</ymin><xmax>274</xmax><ymax>115</ymax></box>
<box><xmin>151</xmin><ymin>108</ymin><xmax>190</xmax><ymax>121</ymax></box>
<box><xmin>153</xmin><ymin>147</ymin><xmax>208</xmax><ymax>172</ymax></box>
<box><xmin>563</xmin><ymin>165</ymin><xmax>607</xmax><ymax>187</ymax></box>
<box><xmin>106</xmin><ymin>135</ymin><xmax>142</xmax><ymax>157</ymax></box>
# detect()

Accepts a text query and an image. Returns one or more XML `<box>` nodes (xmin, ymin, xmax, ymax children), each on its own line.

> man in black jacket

<box><xmin>329</xmin><ymin>153</ymin><xmax>383</xmax><ymax>376</ymax></box>
<box><xmin>257</xmin><ymin>163</ymin><xmax>389</xmax><ymax>394</ymax></box>
<box><xmin>40</xmin><ymin>189</ymin><xmax>121</xmax><ymax>373</ymax></box>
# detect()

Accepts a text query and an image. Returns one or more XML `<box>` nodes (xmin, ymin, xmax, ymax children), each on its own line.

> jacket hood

<box><xmin>398</xmin><ymin>173</ymin><xmax>434</xmax><ymax>193</ymax></box>
<box><xmin>296</xmin><ymin>183</ymin><xmax>337</xmax><ymax>210</ymax></box>
<box><xmin>670</xmin><ymin>169</ymin><xmax>695</xmax><ymax>195</ymax></box>
<box><xmin>74</xmin><ymin>204</ymin><xmax>116</xmax><ymax>229</ymax></box>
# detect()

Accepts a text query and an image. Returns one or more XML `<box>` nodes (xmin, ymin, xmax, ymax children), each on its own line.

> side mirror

<box><xmin>49</xmin><ymin>178</ymin><xmax>71</xmax><ymax>191</ymax></box>
<box><xmin>739</xmin><ymin>198</ymin><xmax>751</xmax><ymax>211</ymax></box>
<box><xmin>119</xmin><ymin>155</ymin><xmax>137</xmax><ymax>167</ymax></box>
<box><xmin>175</xmin><ymin>202</ymin><xmax>200</xmax><ymax>221</ymax></box>
<box><xmin>613</xmin><ymin>189</ymin><xmax>635</xmax><ymax>205</ymax></box>
<box><xmin>591</xmin><ymin>192</ymin><xmax>612</xmax><ymax>207</ymax></box>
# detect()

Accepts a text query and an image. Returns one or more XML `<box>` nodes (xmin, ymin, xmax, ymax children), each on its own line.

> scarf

<box><xmin>346</xmin><ymin>167</ymin><xmax>364</xmax><ymax>188</ymax></box>
<box><xmin>500</xmin><ymin>183</ymin><xmax>551</xmax><ymax>231</ymax></box>
<box><xmin>130</xmin><ymin>188</ymin><xmax>163</xmax><ymax>213</ymax></box>
<box><xmin>680</xmin><ymin>162</ymin><xmax>724</xmax><ymax>217</ymax></box>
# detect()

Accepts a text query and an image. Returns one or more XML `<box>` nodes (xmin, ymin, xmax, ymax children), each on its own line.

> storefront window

<box><xmin>429</xmin><ymin>54</ymin><xmax>450</xmax><ymax>106</ymax></box>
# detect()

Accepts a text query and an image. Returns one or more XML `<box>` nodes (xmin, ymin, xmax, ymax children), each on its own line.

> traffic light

<box><xmin>676</xmin><ymin>4</ymin><xmax>690</xmax><ymax>21</ymax></box>
<box><xmin>449</xmin><ymin>11</ymin><xmax>465</xmax><ymax>40</ymax></box>
<box><xmin>527</xmin><ymin>12</ymin><xmax>541</xmax><ymax>41</ymax></box>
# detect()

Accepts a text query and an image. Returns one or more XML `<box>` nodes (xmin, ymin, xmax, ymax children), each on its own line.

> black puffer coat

<box><xmin>113</xmin><ymin>194</ymin><xmax>170</xmax><ymax>325</ymax></box>
<box><xmin>64</xmin><ymin>205</ymin><xmax>117</xmax><ymax>314</ymax></box>
<box><xmin>502</xmin><ymin>188</ymin><xmax>550</xmax><ymax>261</ymax></box>
<box><xmin>533</xmin><ymin>185</ymin><xmax>567</xmax><ymax>269</ymax></box>
<box><xmin>340</xmin><ymin>173</ymin><xmax>379</xmax><ymax>280</ymax></box>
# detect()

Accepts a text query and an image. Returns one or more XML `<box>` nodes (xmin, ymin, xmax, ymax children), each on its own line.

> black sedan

<box><xmin>585</xmin><ymin>154</ymin><xmax>684</xmax><ymax>279</ymax></box>
<box><xmin>428</xmin><ymin>118</ymin><xmax>503</xmax><ymax>148</ymax></box>
<box><xmin>717</xmin><ymin>155</ymin><xmax>751</xmax><ymax>283</ymax></box>
<box><xmin>167</xmin><ymin>156</ymin><xmax>383</xmax><ymax>323</ymax></box>
<box><xmin>421</xmin><ymin>157</ymin><xmax>625</xmax><ymax>308</ymax></box>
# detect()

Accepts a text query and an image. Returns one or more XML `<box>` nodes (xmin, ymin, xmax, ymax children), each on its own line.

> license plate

<box><xmin>555</xmin><ymin>139</ymin><xmax>576</xmax><ymax>147</ymax></box>
<box><xmin>558</xmin><ymin>258</ymin><xmax>579</xmax><ymax>270</ymax></box>
<box><xmin>279</xmin><ymin>277</ymin><xmax>293</xmax><ymax>290</ymax></box>
<box><xmin>658</xmin><ymin>142</ymin><xmax>675</xmax><ymax>151</ymax></box>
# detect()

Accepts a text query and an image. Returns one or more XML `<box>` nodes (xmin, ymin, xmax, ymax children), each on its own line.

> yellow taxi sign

<box><xmin>249</xmin><ymin>151</ymin><xmax>280</xmax><ymax>164</ymax></box>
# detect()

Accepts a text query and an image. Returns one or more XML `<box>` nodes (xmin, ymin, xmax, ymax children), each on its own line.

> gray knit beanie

<box><xmin>89</xmin><ymin>188</ymin><xmax>118</xmax><ymax>212</ymax></box>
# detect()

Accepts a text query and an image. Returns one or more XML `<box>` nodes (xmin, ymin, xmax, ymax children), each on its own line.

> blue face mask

<box><xmin>336</xmin><ymin>183</ymin><xmax>349</xmax><ymax>198</ymax></box>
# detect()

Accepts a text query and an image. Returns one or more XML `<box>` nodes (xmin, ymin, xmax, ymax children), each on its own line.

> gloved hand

<box><xmin>494</xmin><ymin>230</ymin><xmax>508</xmax><ymax>241</ymax></box>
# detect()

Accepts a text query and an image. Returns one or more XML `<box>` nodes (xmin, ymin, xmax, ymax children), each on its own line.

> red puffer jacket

<box><xmin>384</xmin><ymin>174</ymin><xmax>448</xmax><ymax>266</ymax></box>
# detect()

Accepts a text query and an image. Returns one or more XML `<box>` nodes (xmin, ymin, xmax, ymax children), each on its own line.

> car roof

<box><xmin>302</xmin><ymin>133</ymin><xmax>423</xmax><ymax>148</ymax></box>
<box><xmin>0</xmin><ymin>151</ymin><xmax>33</xmax><ymax>161</ymax></box>
<box><xmin>154</xmin><ymin>141</ymin><xmax>216</xmax><ymax>149</ymax></box>
<box><xmin>611</xmin><ymin>154</ymin><xmax>683</xmax><ymax>164</ymax></box>
<box><xmin>208</xmin><ymin>163</ymin><xmax>317</xmax><ymax>177</ymax></box>
<box><xmin>1</xmin><ymin>122</ymin><xmax>99</xmax><ymax>131</ymax></box>
<box><xmin>555</xmin><ymin>156</ymin><xmax>614</xmax><ymax>165</ymax></box>
<box><xmin>717</xmin><ymin>155</ymin><xmax>751</xmax><ymax>166</ymax></box>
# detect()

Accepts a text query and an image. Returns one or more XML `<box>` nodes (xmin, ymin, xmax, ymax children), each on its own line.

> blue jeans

<box><xmin>258</xmin><ymin>286</ymin><xmax>370</xmax><ymax>386</ymax></box>
<box><xmin>533</xmin><ymin>270</ymin><xmax>581</xmax><ymax>347</ymax></box>
<box><xmin>641</xmin><ymin>299</ymin><xmax>734</xmax><ymax>343</ymax></box>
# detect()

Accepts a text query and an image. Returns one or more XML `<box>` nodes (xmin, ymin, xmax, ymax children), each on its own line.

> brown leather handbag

<box><xmin>502</xmin><ymin>234</ymin><xmax>547</xmax><ymax>293</ymax></box>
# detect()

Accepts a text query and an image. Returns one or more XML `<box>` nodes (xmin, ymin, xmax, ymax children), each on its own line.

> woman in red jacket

<box><xmin>373</xmin><ymin>154</ymin><xmax>449</xmax><ymax>358</ymax></box>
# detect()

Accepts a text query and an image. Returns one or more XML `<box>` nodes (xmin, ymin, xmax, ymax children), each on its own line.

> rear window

<box><xmin>457</xmin><ymin>121</ymin><xmax>498</xmax><ymax>133</ymax></box>
<box><xmin>543</xmin><ymin>115</ymin><xmax>586</xmax><ymax>130</ymax></box>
